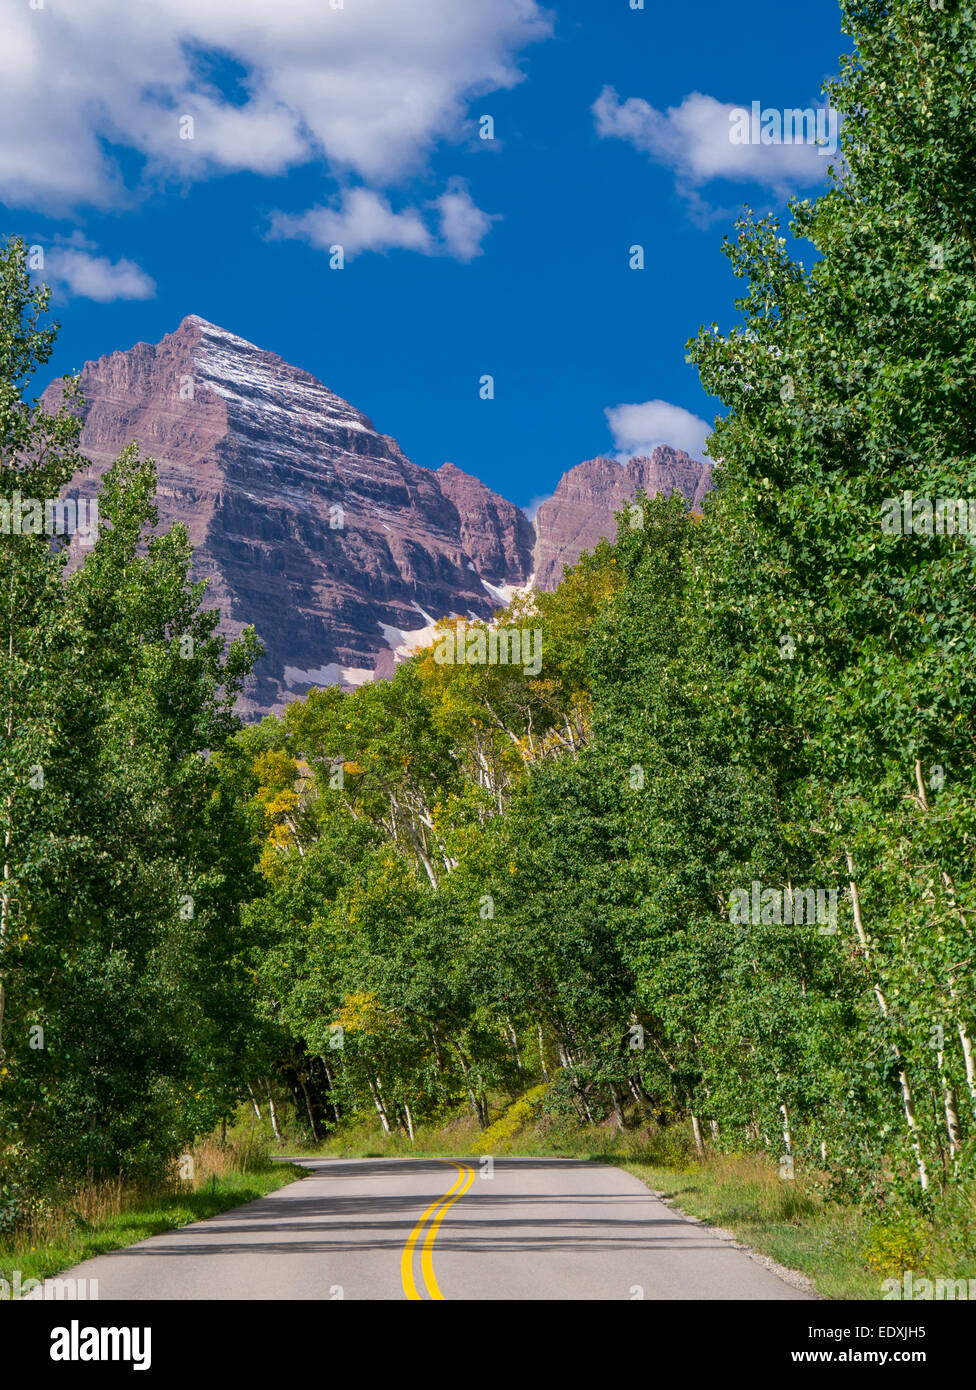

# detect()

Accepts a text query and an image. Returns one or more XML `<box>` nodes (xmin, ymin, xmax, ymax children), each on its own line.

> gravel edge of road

<box><xmin>644</xmin><ymin>1189</ymin><xmax>823</xmax><ymax>1298</ymax></box>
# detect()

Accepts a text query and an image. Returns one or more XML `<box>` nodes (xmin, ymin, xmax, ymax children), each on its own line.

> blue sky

<box><xmin>2</xmin><ymin>0</ymin><xmax>845</xmax><ymax>512</ymax></box>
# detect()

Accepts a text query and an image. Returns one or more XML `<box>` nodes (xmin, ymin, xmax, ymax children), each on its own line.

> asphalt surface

<box><xmin>24</xmin><ymin>1157</ymin><xmax>811</xmax><ymax>1300</ymax></box>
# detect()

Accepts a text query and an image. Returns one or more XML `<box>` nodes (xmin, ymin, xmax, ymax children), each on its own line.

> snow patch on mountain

<box><xmin>283</xmin><ymin>662</ymin><xmax>375</xmax><ymax>688</ymax></box>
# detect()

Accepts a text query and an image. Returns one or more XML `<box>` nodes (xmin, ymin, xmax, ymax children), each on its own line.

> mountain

<box><xmin>42</xmin><ymin>317</ymin><xmax>710</xmax><ymax>717</ymax></box>
<box><xmin>531</xmin><ymin>451</ymin><xmax>712</xmax><ymax>590</ymax></box>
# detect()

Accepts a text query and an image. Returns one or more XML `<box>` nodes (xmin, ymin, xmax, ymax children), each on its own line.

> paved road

<box><xmin>26</xmin><ymin>1157</ymin><xmax>810</xmax><ymax>1300</ymax></box>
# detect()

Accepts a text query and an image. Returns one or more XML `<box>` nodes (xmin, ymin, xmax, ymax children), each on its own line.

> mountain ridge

<box><xmin>42</xmin><ymin>316</ymin><xmax>711</xmax><ymax>717</ymax></box>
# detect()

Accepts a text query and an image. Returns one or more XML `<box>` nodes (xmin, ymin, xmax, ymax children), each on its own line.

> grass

<box><xmin>291</xmin><ymin>1100</ymin><xmax>976</xmax><ymax>1302</ymax></box>
<box><xmin>0</xmin><ymin>1132</ymin><xmax>306</xmax><ymax>1295</ymax></box>
<box><xmin>608</xmin><ymin>1151</ymin><xmax>875</xmax><ymax>1299</ymax></box>
<box><xmin>607</xmin><ymin>1151</ymin><xmax>976</xmax><ymax>1301</ymax></box>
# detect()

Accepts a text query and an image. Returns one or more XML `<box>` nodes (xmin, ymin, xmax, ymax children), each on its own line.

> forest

<box><xmin>1</xmin><ymin>0</ymin><xmax>975</xmax><ymax>1247</ymax></box>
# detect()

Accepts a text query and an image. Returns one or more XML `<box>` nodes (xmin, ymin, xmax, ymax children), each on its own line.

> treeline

<box><xmin>230</xmin><ymin>0</ymin><xmax>976</xmax><ymax>1200</ymax></box>
<box><xmin>0</xmin><ymin>244</ymin><xmax>265</xmax><ymax>1221</ymax></box>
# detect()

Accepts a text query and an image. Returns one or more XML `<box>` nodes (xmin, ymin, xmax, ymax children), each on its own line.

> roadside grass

<box><xmin>0</xmin><ymin>1133</ymin><xmax>305</xmax><ymax>1295</ymax></box>
<box><xmin>607</xmin><ymin>1151</ymin><xmax>876</xmax><ymax>1299</ymax></box>
<box><xmin>303</xmin><ymin>1112</ymin><xmax>484</xmax><ymax>1158</ymax></box>
<box><xmin>290</xmin><ymin>1099</ymin><xmax>976</xmax><ymax>1302</ymax></box>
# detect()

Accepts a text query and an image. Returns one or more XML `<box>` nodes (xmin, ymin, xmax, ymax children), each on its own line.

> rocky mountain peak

<box><xmin>43</xmin><ymin>318</ymin><xmax>711</xmax><ymax>717</ymax></box>
<box><xmin>531</xmin><ymin>447</ymin><xmax>712</xmax><ymax>589</ymax></box>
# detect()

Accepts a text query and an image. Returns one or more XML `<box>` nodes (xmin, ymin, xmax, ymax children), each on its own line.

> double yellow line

<box><xmin>401</xmin><ymin>1160</ymin><xmax>474</xmax><ymax>1300</ymax></box>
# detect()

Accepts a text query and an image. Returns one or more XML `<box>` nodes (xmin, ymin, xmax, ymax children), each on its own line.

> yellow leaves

<box><xmin>254</xmin><ymin>751</ymin><xmax>301</xmax><ymax>823</ymax></box>
<box><xmin>473</xmin><ymin>1084</ymin><xmax>549</xmax><ymax>1154</ymax></box>
<box><xmin>258</xmin><ymin>841</ymin><xmax>289</xmax><ymax>884</ymax></box>
<box><xmin>529</xmin><ymin>677</ymin><xmax>561</xmax><ymax>700</ymax></box>
<box><xmin>336</xmin><ymin>990</ymin><xmax>385</xmax><ymax>1036</ymax></box>
<box><xmin>253</xmin><ymin>749</ymin><xmax>299</xmax><ymax>793</ymax></box>
<box><xmin>268</xmin><ymin>824</ymin><xmax>292</xmax><ymax>851</ymax></box>
<box><xmin>264</xmin><ymin>788</ymin><xmax>298</xmax><ymax>823</ymax></box>
<box><xmin>252</xmin><ymin>748</ymin><xmax>317</xmax><ymax>860</ymax></box>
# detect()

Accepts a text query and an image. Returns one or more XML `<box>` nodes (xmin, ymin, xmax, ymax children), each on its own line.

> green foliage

<box><xmin>0</xmin><ymin>235</ymin><xmax>263</xmax><ymax>1204</ymax></box>
<box><xmin>231</xmin><ymin>0</ymin><xmax>976</xmax><ymax>1224</ymax></box>
<box><xmin>4</xmin><ymin>0</ymin><xmax>976</xmax><ymax>1250</ymax></box>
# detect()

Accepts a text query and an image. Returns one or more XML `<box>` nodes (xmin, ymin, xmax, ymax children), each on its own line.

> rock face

<box><xmin>531</xmin><ymin>450</ymin><xmax>712</xmax><ymax>590</ymax></box>
<box><xmin>436</xmin><ymin>461</ymin><xmax>536</xmax><ymax>588</ymax></box>
<box><xmin>43</xmin><ymin>316</ymin><xmax>535</xmax><ymax>717</ymax></box>
<box><xmin>43</xmin><ymin>316</ymin><xmax>711</xmax><ymax>717</ymax></box>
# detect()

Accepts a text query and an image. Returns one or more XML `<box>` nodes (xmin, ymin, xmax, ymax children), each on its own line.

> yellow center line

<box><xmin>421</xmin><ymin>1162</ymin><xmax>474</xmax><ymax>1300</ymax></box>
<box><xmin>400</xmin><ymin>1163</ymin><xmax>467</xmax><ymax>1300</ymax></box>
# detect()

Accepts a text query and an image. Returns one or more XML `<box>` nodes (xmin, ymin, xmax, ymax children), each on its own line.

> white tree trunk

<box><xmin>367</xmin><ymin>1076</ymin><xmax>392</xmax><ymax>1134</ymax></box>
<box><xmin>245</xmin><ymin>1081</ymin><xmax>262</xmax><ymax>1120</ymax></box>
<box><xmin>913</xmin><ymin>762</ymin><xmax>976</xmax><ymax>1119</ymax></box>
<box><xmin>263</xmin><ymin>1077</ymin><xmax>283</xmax><ymax>1142</ymax></box>
<box><xmin>845</xmin><ymin>847</ymin><xmax>929</xmax><ymax>1190</ymax></box>
<box><xmin>780</xmin><ymin>1102</ymin><xmax>793</xmax><ymax>1156</ymax></box>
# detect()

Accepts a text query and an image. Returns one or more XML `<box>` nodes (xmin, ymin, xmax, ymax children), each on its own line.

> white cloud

<box><xmin>521</xmin><ymin>494</ymin><xmax>550</xmax><ymax>522</ymax></box>
<box><xmin>0</xmin><ymin>1</ymin><xmax>552</xmax><ymax>210</ymax></box>
<box><xmin>270</xmin><ymin>190</ymin><xmax>434</xmax><ymax>258</ymax></box>
<box><xmin>41</xmin><ymin>239</ymin><xmax>156</xmax><ymax>302</ymax></box>
<box><xmin>593</xmin><ymin>87</ymin><xmax>836</xmax><ymax>193</ymax></box>
<box><xmin>434</xmin><ymin>180</ymin><xmax>497</xmax><ymax>261</ymax></box>
<box><xmin>270</xmin><ymin>180</ymin><xmax>495</xmax><ymax>261</ymax></box>
<box><xmin>605</xmin><ymin>400</ymin><xmax>710</xmax><ymax>463</ymax></box>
